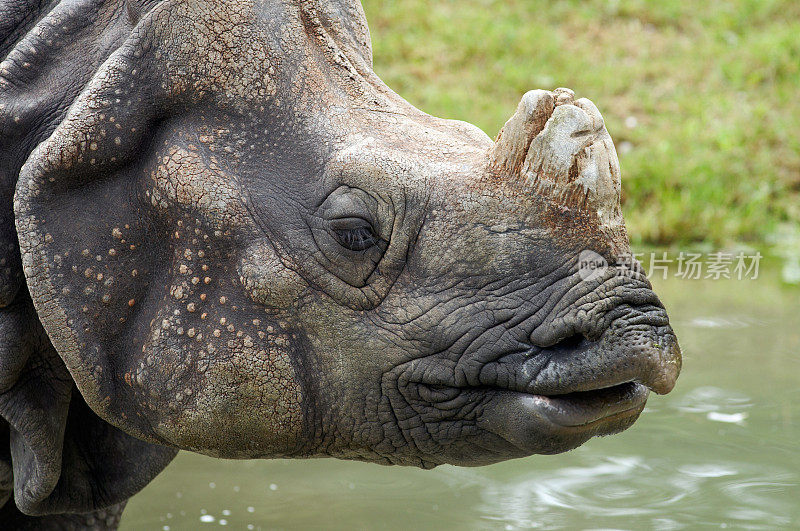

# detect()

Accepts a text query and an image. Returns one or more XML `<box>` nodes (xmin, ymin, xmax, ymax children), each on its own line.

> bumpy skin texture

<box><xmin>1</xmin><ymin>0</ymin><xmax>681</xmax><ymax>527</ymax></box>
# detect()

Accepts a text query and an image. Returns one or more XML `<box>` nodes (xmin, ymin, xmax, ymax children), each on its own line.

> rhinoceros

<box><xmin>0</xmin><ymin>0</ymin><xmax>681</xmax><ymax>527</ymax></box>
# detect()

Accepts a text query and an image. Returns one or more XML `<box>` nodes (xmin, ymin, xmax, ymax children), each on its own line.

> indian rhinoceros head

<box><xmin>2</xmin><ymin>0</ymin><xmax>680</xmax><ymax>518</ymax></box>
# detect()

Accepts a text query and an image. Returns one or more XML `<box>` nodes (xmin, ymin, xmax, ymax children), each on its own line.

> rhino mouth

<box><xmin>510</xmin><ymin>380</ymin><xmax>648</xmax><ymax>429</ymax></box>
<box><xmin>418</xmin><ymin>378</ymin><xmax>647</xmax><ymax>427</ymax></box>
<box><xmin>480</xmin><ymin>326</ymin><xmax>676</xmax><ymax>433</ymax></box>
<box><xmin>416</xmin><ymin>377</ymin><xmax>648</xmax><ymax>433</ymax></box>
<box><xmin>395</xmin><ymin>376</ymin><xmax>649</xmax><ymax>463</ymax></box>
<box><xmin>384</xmin><ymin>316</ymin><xmax>679</xmax><ymax>462</ymax></box>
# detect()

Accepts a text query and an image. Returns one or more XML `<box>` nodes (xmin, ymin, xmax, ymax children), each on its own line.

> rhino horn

<box><xmin>491</xmin><ymin>88</ymin><xmax>624</xmax><ymax>230</ymax></box>
<box><xmin>490</xmin><ymin>89</ymin><xmax>555</xmax><ymax>174</ymax></box>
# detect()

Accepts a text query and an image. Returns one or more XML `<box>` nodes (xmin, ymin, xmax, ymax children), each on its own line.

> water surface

<box><xmin>122</xmin><ymin>268</ymin><xmax>800</xmax><ymax>529</ymax></box>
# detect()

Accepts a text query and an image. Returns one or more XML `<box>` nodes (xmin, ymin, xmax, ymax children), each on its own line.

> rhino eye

<box><xmin>330</xmin><ymin>217</ymin><xmax>379</xmax><ymax>252</ymax></box>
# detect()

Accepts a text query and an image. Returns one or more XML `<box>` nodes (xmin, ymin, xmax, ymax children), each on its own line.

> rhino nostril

<box><xmin>534</xmin><ymin>332</ymin><xmax>590</xmax><ymax>352</ymax></box>
<box><xmin>551</xmin><ymin>333</ymin><xmax>585</xmax><ymax>350</ymax></box>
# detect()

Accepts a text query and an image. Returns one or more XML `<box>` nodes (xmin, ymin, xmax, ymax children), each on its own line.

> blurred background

<box><xmin>364</xmin><ymin>0</ymin><xmax>800</xmax><ymax>248</ymax></box>
<box><xmin>122</xmin><ymin>1</ymin><xmax>799</xmax><ymax>529</ymax></box>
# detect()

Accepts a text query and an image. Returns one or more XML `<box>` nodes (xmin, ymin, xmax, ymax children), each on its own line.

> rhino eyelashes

<box><xmin>334</xmin><ymin>225</ymin><xmax>377</xmax><ymax>251</ymax></box>
<box><xmin>330</xmin><ymin>217</ymin><xmax>380</xmax><ymax>252</ymax></box>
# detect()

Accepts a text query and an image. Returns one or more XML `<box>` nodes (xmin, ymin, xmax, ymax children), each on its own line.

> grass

<box><xmin>361</xmin><ymin>0</ymin><xmax>800</xmax><ymax>246</ymax></box>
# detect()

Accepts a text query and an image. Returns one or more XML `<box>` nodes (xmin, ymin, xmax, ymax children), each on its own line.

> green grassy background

<box><xmin>361</xmin><ymin>0</ymin><xmax>800</xmax><ymax>246</ymax></box>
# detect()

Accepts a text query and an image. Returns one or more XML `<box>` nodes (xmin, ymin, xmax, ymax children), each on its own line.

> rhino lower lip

<box><xmin>525</xmin><ymin>381</ymin><xmax>648</xmax><ymax>428</ymax></box>
<box><xmin>470</xmin><ymin>380</ymin><xmax>649</xmax><ymax>456</ymax></box>
<box><xmin>417</xmin><ymin>378</ymin><xmax>648</xmax><ymax>430</ymax></box>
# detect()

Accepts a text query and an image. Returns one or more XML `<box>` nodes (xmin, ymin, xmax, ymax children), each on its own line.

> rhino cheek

<box><xmin>238</xmin><ymin>242</ymin><xmax>309</xmax><ymax>311</ymax></box>
<box><xmin>126</xmin><ymin>157</ymin><xmax>311</xmax><ymax>455</ymax></box>
<box><xmin>143</xmin><ymin>327</ymin><xmax>306</xmax><ymax>458</ymax></box>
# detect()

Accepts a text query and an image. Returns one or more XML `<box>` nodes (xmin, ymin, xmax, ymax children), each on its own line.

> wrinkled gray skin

<box><xmin>0</xmin><ymin>0</ymin><xmax>681</xmax><ymax>528</ymax></box>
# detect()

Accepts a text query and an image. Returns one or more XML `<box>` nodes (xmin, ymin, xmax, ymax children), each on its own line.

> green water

<box><xmin>121</xmin><ymin>268</ymin><xmax>800</xmax><ymax>530</ymax></box>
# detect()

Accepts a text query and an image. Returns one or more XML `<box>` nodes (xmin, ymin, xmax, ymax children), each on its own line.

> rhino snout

<box><xmin>525</xmin><ymin>276</ymin><xmax>682</xmax><ymax>397</ymax></box>
<box><xmin>523</xmin><ymin>319</ymin><xmax>682</xmax><ymax>397</ymax></box>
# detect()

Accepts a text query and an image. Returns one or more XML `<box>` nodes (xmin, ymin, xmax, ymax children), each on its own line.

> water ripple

<box><xmin>475</xmin><ymin>455</ymin><xmax>798</xmax><ymax>529</ymax></box>
<box><xmin>684</xmin><ymin>316</ymin><xmax>767</xmax><ymax>329</ymax></box>
<box><xmin>674</xmin><ymin>386</ymin><xmax>753</xmax><ymax>415</ymax></box>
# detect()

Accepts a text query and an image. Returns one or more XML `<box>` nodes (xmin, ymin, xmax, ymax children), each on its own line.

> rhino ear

<box><xmin>0</xmin><ymin>294</ymin><xmax>177</xmax><ymax>517</ymax></box>
<box><xmin>1</xmin><ymin>0</ymin><xmax>178</xmax><ymax>518</ymax></box>
<box><xmin>16</xmin><ymin>2</ymin><xmax>305</xmax><ymax>457</ymax></box>
<box><xmin>13</xmin><ymin>1</ymin><xmax>181</xmax><ymax>444</ymax></box>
